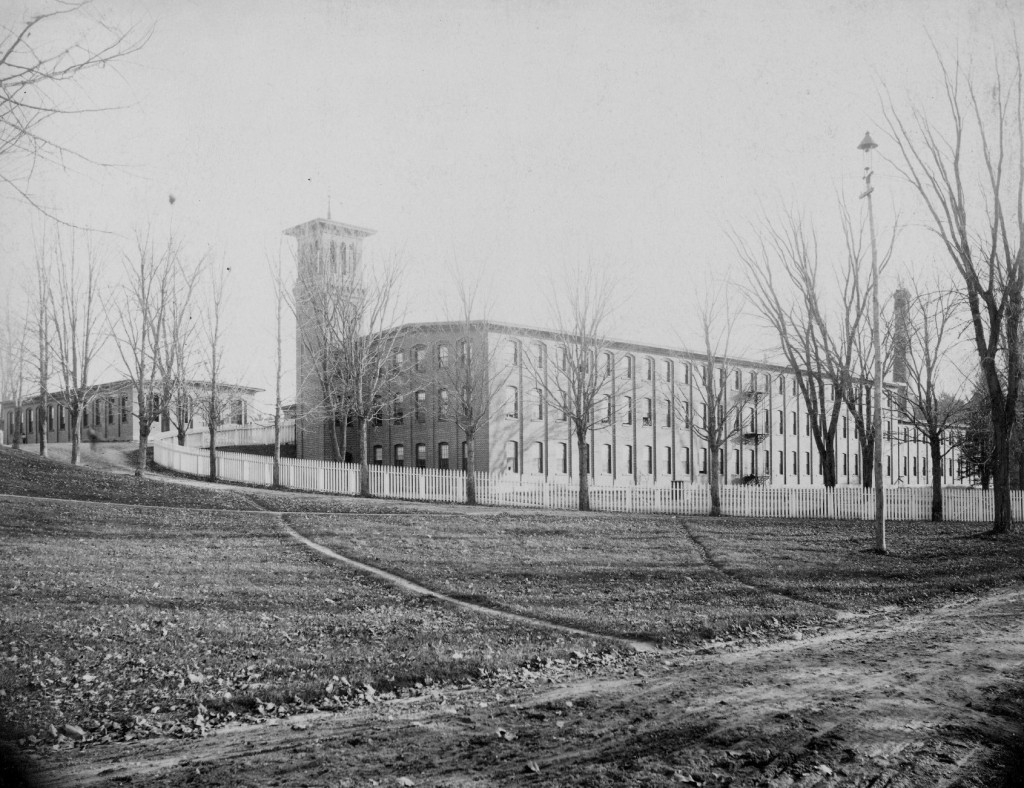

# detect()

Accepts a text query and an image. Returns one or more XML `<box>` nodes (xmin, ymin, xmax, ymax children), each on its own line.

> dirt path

<box><xmin>31</xmin><ymin>586</ymin><xmax>1024</xmax><ymax>787</ymax></box>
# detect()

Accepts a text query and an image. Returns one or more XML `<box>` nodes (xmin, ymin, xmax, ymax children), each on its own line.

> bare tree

<box><xmin>268</xmin><ymin>251</ymin><xmax>289</xmax><ymax>487</ymax></box>
<box><xmin>895</xmin><ymin>281</ymin><xmax>970</xmax><ymax>521</ymax></box>
<box><xmin>527</xmin><ymin>266</ymin><xmax>619</xmax><ymax>511</ymax></box>
<box><xmin>883</xmin><ymin>52</ymin><xmax>1024</xmax><ymax>534</ymax></box>
<box><xmin>0</xmin><ymin>2</ymin><xmax>148</xmax><ymax>219</ymax></box>
<box><xmin>735</xmin><ymin>209</ymin><xmax>894</xmax><ymax>488</ymax></box>
<box><xmin>0</xmin><ymin>297</ymin><xmax>30</xmax><ymax>447</ymax></box>
<box><xmin>199</xmin><ymin>265</ymin><xmax>229</xmax><ymax>482</ymax></box>
<box><xmin>110</xmin><ymin>229</ymin><xmax>175</xmax><ymax>477</ymax></box>
<box><xmin>29</xmin><ymin>242</ymin><xmax>52</xmax><ymax>457</ymax></box>
<box><xmin>343</xmin><ymin>257</ymin><xmax>406</xmax><ymax>496</ymax></box>
<box><xmin>47</xmin><ymin>230</ymin><xmax>107</xmax><ymax>464</ymax></box>
<box><xmin>436</xmin><ymin>274</ymin><xmax>513</xmax><ymax>505</ymax></box>
<box><xmin>153</xmin><ymin>240</ymin><xmax>204</xmax><ymax>446</ymax></box>
<box><xmin>684</xmin><ymin>283</ymin><xmax>747</xmax><ymax>516</ymax></box>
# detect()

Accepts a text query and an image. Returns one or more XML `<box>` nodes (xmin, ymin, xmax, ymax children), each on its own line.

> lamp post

<box><xmin>859</xmin><ymin>131</ymin><xmax>886</xmax><ymax>553</ymax></box>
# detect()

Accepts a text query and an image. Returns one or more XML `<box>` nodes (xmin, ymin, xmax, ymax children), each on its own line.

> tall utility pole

<box><xmin>859</xmin><ymin>131</ymin><xmax>886</xmax><ymax>553</ymax></box>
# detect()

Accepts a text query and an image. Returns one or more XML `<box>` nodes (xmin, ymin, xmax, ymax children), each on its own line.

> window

<box><xmin>556</xmin><ymin>346</ymin><xmax>567</xmax><ymax>370</ymax></box>
<box><xmin>28</xmin><ymin>409</ymin><xmax>34</xmax><ymax>432</ymax></box>
<box><xmin>438</xmin><ymin>388</ymin><xmax>450</xmax><ymax>419</ymax></box>
<box><xmin>557</xmin><ymin>442</ymin><xmax>568</xmax><ymax>474</ymax></box>
<box><xmin>842</xmin><ymin>417</ymin><xmax>848</xmax><ymax>438</ymax></box>
<box><xmin>462</xmin><ymin>441</ymin><xmax>469</xmax><ymax>471</ymax></box>
<box><xmin>805</xmin><ymin>414</ymin><xmax>810</xmax><ymax>436</ymax></box>
<box><xmin>603</xmin><ymin>444</ymin><xmax>612</xmax><ymax>474</ymax></box>
<box><xmin>107</xmin><ymin>398</ymin><xmax>115</xmax><ymax>425</ymax></box>
<box><xmin>645</xmin><ymin>357</ymin><xmax>654</xmax><ymax>380</ymax></box>
<box><xmin>683</xmin><ymin>446</ymin><xmax>691</xmax><ymax>474</ymax></box>
<box><xmin>700</xmin><ymin>447</ymin><xmax>707</xmax><ymax>473</ymax></box>
<box><xmin>415</xmin><ymin>390</ymin><xmax>427</xmax><ymax>423</ymax></box>
<box><xmin>623</xmin><ymin>396</ymin><xmax>633</xmax><ymax>425</ymax></box>
<box><xmin>683</xmin><ymin>364</ymin><xmax>690</xmax><ymax>384</ymax></box>
<box><xmin>779</xmin><ymin>376</ymin><xmax>785</xmax><ymax>394</ymax></box>
<box><xmin>805</xmin><ymin>452</ymin><xmax>810</xmax><ymax>474</ymax></box>
<box><xmin>416</xmin><ymin>443</ymin><xmax>427</xmax><ymax>468</ymax></box>
<box><xmin>749</xmin><ymin>371</ymin><xmax>757</xmax><ymax>390</ymax></box>
<box><xmin>48</xmin><ymin>405</ymin><xmax>54</xmax><ymax>430</ymax></box>
<box><xmin>627</xmin><ymin>445</ymin><xmax>635</xmax><ymax>475</ymax></box>
<box><xmin>533</xmin><ymin>342</ymin><xmax>545</xmax><ymax>368</ymax></box>
<box><xmin>913</xmin><ymin>456</ymin><xmax>918</xmax><ymax>477</ymax></box>
<box><xmin>778</xmin><ymin>450</ymin><xmax>783</xmax><ymax>475</ymax></box>
<box><xmin>642</xmin><ymin>398</ymin><xmax>652</xmax><ymax>426</ymax></box>
<box><xmin>664</xmin><ymin>446</ymin><xmax>672</xmax><ymax>474</ymax></box>
<box><xmin>600</xmin><ymin>394</ymin><xmax>611</xmax><ymax>423</ymax></box>
<box><xmin>645</xmin><ymin>445</ymin><xmax>653</xmax><ymax>474</ymax></box>
<box><xmin>791</xmin><ymin>451</ymin><xmax>797</xmax><ymax>474</ymax></box>
<box><xmin>624</xmin><ymin>355</ymin><xmax>634</xmax><ymax>378</ymax></box>
<box><xmin>664</xmin><ymin>359</ymin><xmax>673</xmax><ymax>380</ymax></box>
<box><xmin>763</xmin><ymin>450</ymin><xmax>770</xmax><ymax>474</ymax></box>
<box><xmin>457</xmin><ymin>340</ymin><xmax>471</xmax><ymax>365</ymax></box>
<box><xmin>903</xmin><ymin>456</ymin><xmax>908</xmax><ymax>478</ymax></box>
<box><xmin>734</xmin><ymin>449</ymin><xmax>740</xmax><ymax>474</ymax></box>
<box><xmin>437</xmin><ymin>345</ymin><xmax>450</xmax><ymax>368</ymax></box>
<box><xmin>681</xmin><ymin>400</ymin><xmax>690</xmax><ymax>427</ymax></box>
<box><xmin>663</xmin><ymin>400</ymin><xmax>672</xmax><ymax>427</ymax></box>
<box><xmin>506</xmin><ymin>440</ymin><xmax>519</xmax><ymax>473</ymax></box>
<box><xmin>121</xmin><ymin>396</ymin><xmax>129</xmax><ymax>423</ymax></box>
<box><xmin>505</xmin><ymin>386</ymin><xmax>519</xmax><ymax>418</ymax></box>
<box><xmin>394</xmin><ymin>444</ymin><xmax>405</xmax><ymax>467</ymax></box>
<box><xmin>792</xmin><ymin>377</ymin><xmax>798</xmax><ymax>395</ymax></box>
<box><xmin>734</xmin><ymin>370</ymin><xmax>742</xmax><ymax>390</ymax></box>
<box><xmin>393</xmin><ymin>396</ymin><xmax>404</xmax><ymax>425</ymax></box>
<box><xmin>532</xmin><ymin>389</ymin><xmax>543</xmax><ymax>420</ymax></box>
<box><xmin>373</xmin><ymin>397</ymin><xmax>383</xmax><ymax>427</ymax></box>
<box><xmin>791</xmin><ymin>412</ymin><xmax>797</xmax><ymax>435</ymax></box>
<box><xmin>605</xmin><ymin>352</ymin><xmax>614</xmax><ymax>376</ymax></box>
<box><xmin>842</xmin><ymin>453</ymin><xmax>848</xmax><ymax>475</ymax></box>
<box><xmin>701</xmin><ymin>403</ymin><xmax>707</xmax><ymax>429</ymax></box>
<box><xmin>438</xmin><ymin>442</ymin><xmax>450</xmax><ymax>470</ymax></box>
<box><xmin>508</xmin><ymin>340</ymin><xmax>520</xmax><ymax>366</ymax></box>
<box><xmin>887</xmin><ymin>455</ymin><xmax>892</xmax><ymax>477</ymax></box>
<box><xmin>533</xmin><ymin>442</ymin><xmax>544</xmax><ymax>473</ymax></box>
<box><xmin>413</xmin><ymin>346</ymin><xmax>427</xmax><ymax>372</ymax></box>
<box><xmin>373</xmin><ymin>445</ymin><xmax>383</xmax><ymax>465</ymax></box>
<box><xmin>393</xmin><ymin>349</ymin><xmax>405</xmax><ymax>371</ymax></box>
<box><xmin>855</xmin><ymin>454</ymin><xmax>860</xmax><ymax>475</ymax></box>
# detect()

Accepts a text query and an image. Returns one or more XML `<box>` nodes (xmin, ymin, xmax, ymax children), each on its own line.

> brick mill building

<box><xmin>287</xmin><ymin>216</ymin><xmax>966</xmax><ymax>488</ymax></box>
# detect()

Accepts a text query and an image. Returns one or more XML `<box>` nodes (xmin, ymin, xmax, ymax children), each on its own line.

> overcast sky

<box><xmin>1</xmin><ymin>0</ymin><xmax>1017</xmax><ymax>411</ymax></box>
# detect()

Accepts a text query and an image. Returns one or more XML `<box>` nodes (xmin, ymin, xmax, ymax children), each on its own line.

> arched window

<box><xmin>438</xmin><ymin>388</ymin><xmax>450</xmax><ymax>418</ymax></box>
<box><xmin>416</xmin><ymin>443</ymin><xmax>427</xmax><ymax>468</ymax></box>
<box><xmin>393</xmin><ymin>395</ymin><xmax>405</xmax><ymax>425</ymax></box>
<box><xmin>623</xmin><ymin>396</ymin><xmax>633</xmax><ymax>425</ymax></box>
<box><xmin>505</xmin><ymin>440</ymin><xmax>519</xmax><ymax>473</ymax></box>
<box><xmin>506</xmin><ymin>386</ymin><xmax>519</xmax><ymax>418</ymax></box>
<box><xmin>624</xmin><ymin>355</ymin><xmax>634</xmax><ymax>378</ymax></box>
<box><xmin>603</xmin><ymin>443</ymin><xmax>612</xmax><ymax>474</ymax></box>
<box><xmin>393</xmin><ymin>349</ymin><xmax>405</xmax><ymax>371</ymax></box>
<box><xmin>601</xmin><ymin>394</ymin><xmax>611</xmax><ymax>423</ymax></box>
<box><xmin>604</xmin><ymin>352</ymin><xmax>614</xmax><ymax>376</ymax></box>
<box><xmin>437</xmin><ymin>344</ymin><xmax>450</xmax><ymax>368</ymax></box>
<box><xmin>438</xmin><ymin>442</ymin><xmax>450</xmax><ymax>470</ymax></box>
<box><xmin>645</xmin><ymin>445</ymin><xmax>653</xmax><ymax>474</ymax></box>
<box><xmin>373</xmin><ymin>445</ymin><xmax>383</xmax><ymax>465</ymax></box>
<box><xmin>625</xmin><ymin>445</ymin><xmax>634</xmax><ymax>475</ymax></box>
<box><xmin>645</xmin><ymin>357</ymin><xmax>654</xmax><ymax>380</ymax></box>
<box><xmin>532</xmin><ymin>442</ymin><xmax>544</xmax><ymax>473</ymax></box>
<box><xmin>415</xmin><ymin>390</ymin><xmax>427</xmax><ymax>422</ymax></box>
<box><xmin>557</xmin><ymin>442</ymin><xmax>568</xmax><ymax>474</ymax></box>
<box><xmin>642</xmin><ymin>398</ymin><xmax>652</xmax><ymax>426</ymax></box>
<box><xmin>532</xmin><ymin>342</ymin><xmax>545</xmax><ymax>369</ymax></box>
<box><xmin>413</xmin><ymin>345</ymin><xmax>427</xmax><ymax>372</ymax></box>
<box><xmin>664</xmin><ymin>446</ymin><xmax>673</xmax><ymax>474</ymax></box>
<box><xmin>507</xmin><ymin>339</ymin><xmax>520</xmax><ymax>365</ymax></box>
<box><xmin>394</xmin><ymin>444</ymin><xmax>405</xmax><ymax>467</ymax></box>
<box><xmin>663</xmin><ymin>359</ymin><xmax>673</xmax><ymax>380</ymax></box>
<box><xmin>531</xmin><ymin>388</ymin><xmax>543</xmax><ymax>420</ymax></box>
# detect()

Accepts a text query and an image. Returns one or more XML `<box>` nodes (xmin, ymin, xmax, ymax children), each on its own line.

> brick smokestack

<box><xmin>892</xmin><ymin>287</ymin><xmax>910</xmax><ymax>384</ymax></box>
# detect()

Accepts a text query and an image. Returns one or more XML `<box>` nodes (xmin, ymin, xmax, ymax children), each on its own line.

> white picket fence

<box><xmin>151</xmin><ymin>438</ymin><xmax>1024</xmax><ymax>522</ymax></box>
<box><xmin>182</xmin><ymin>421</ymin><xmax>296</xmax><ymax>449</ymax></box>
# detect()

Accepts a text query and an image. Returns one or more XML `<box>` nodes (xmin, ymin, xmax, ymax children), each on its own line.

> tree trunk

<box><xmin>929</xmin><ymin>433</ymin><xmax>943</xmax><ymax>522</ymax></box>
<box><xmin>860</xmin><ymin>439</ymin><xmax>873</xmax><ymax>488</ymax></box>
<box><xmin>465</xmin><ymin>428</ymin><xmax>477</xmax><ymax>505</ymax></box>
<box><xmin>272</xmin><ymin>408</ymin><xmax>281</xmax><ymax>488</ymax></box>
<box><xmin>358</xmin><ymin>418</ymin><xmax>370</xmax><ymax>497</ymax></box>
<box><xmin>709</xmin><ymin>444</ymin><xmax>722</xmax><ymax>516</ymax></box>
<box><xmin>328</xmin><ymin>416</ymin><xmax>343</xmax><ymax>463</ymax></box>
<box><xmin>991</xmin><ymin>423</ymin><xmax>1014</xmax><ymax>534</ymax></box>
<box><xmin>576</xmin><ymin>432</ymin><xmax>590</xmax><ymax>511</ymax></box>
<box><xmin>70</xmin><ymin>409</ymin><xmax>81</xmax><ymax>465</ymax></box>
<box><xmin>136</xmin><ymin>426</ymin><xmax>148</xmax><ymax>477</ymax></box>
<box><xmin>208</xmin><ymin>422</ymin><xmax>217</xmax><ymax>482</ymax></box>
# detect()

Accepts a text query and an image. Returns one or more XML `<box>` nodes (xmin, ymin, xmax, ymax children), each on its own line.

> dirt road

<box><xmin>29</xmin><ymin>585</ymin><xmax>1024</xmax><ymax>787</ymax></box>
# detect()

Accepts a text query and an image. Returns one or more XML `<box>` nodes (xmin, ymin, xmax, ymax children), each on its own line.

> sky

<box><xmin>1</xmin><ymin>0</ymin><xmax>1019</xmax><ymax>413</ymax></box>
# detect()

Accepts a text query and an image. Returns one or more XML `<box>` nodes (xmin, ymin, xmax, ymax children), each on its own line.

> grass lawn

<box><xmin>0</xmin><ymin>497</ymin><xmax>599</xmax><ymax>749</ymax></box>
<box><xmin>4</xmin><ymin>446</ymin><xmax>1024</xmax><ymax>755</ymax></box>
